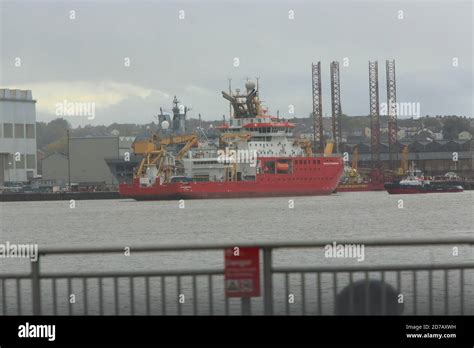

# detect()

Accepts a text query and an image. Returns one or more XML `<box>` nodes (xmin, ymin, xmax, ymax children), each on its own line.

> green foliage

<box><xmin>45</xmin><ymin>136</ymin><xmax>67</xmax><ymax>154</ymax></box>
<box><xmin>442</xmin><ymin>117</ymin><xmax>470</xmax><ymax>139</ymax></box>
<box><xmin>36</xmin><ymin>118</ymin><xmax>71</xmax><ymax>152</ymax></box>
<box><xmin>340</xmin><ymin>114</ymin><xmax>369</xmax><ymax>130</ymax></box>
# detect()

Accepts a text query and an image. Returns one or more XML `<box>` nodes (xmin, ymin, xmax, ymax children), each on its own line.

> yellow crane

<box><xmin>351</xmin><ymin>145</ymin><xmax>359</xmax><ymax>171</ymax></box>
<box><xmin>172</xmin><ymin>135</ymin><xmax>198</xmax><ymax>160</ymax></box>
<box><xmin>323</xmin><ymin>141</ymin><xmax>334</xmax><ymax>156</ymax></box>
<box><xmin>133</xmin><ymin>134</ymin><xmax>198</xmax><ymax>179</ymax></box>
<box><xmin>134</xmin><ymin>149</ymin><xmax>166</xmax><ymax>179</ymax></box>
<box><xmin>346</xmin><ymin>144</ymin><xmax>360</xmax><ymax>179</ymax></box>
<box><xmin>219</xmin><ymin>132</ymin><xmax>251</xmax><ymax>148</ymax></box>
<box><xmin>397</xmin><ymin>146</ymin><xmax>409</xmax><ymax>176</ymax></box>
<box><xmin>293</xmin><ymin>138</ymin><xmax>313</xmax><ymax>157</ymax></box>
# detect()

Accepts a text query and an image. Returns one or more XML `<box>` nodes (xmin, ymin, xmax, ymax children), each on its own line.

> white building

<box><xmin>0</xmin><ymin>89</ymin><xmax>37</xmax><ymax>183</ymax></box>
<box><xmin>458</xmin><ymin>130</ymin><xmax>472</xmax><ymax>140</ymax></box>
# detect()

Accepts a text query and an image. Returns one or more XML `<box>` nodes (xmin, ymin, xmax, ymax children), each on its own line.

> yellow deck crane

<box><xmin>323</xmin><ymin>141</ymin><xmax>334</xmax><ymax>156</ymax></box>
<box><xmin>133</xmin><ymin>134</ymin><xmax>198</xmax><ymax>181</ymax></box>
<box><xmin>132</xmin><ymin>136</ymin><xmax>164</xmax><ymax>179</ymax></box>
<box><xmin>218</xmin><ymin>132</ymin><xmax>251</xmax><ymax>148</ymax></box>
<box><xmin>346</xmin><ymin>144</ymin><xmax>361</xmax><ymax>180</ymax></box>
<box><xmin>162</xmin><ymin>134</ymin><xmax>198</xmax><ymax>160</ymax></box>
<box><xmin>293</xmin><ymin>138</ymin><xmax>313</xmax><ymax>157</ymax></box>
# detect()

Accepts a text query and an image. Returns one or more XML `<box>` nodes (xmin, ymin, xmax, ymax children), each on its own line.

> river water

<box><xmin>0</xmin><ymin>191</ymin><xmax>473</xmax><ymax>315</ymax></box>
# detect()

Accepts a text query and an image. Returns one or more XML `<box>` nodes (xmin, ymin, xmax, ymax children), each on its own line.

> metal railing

<box><xmin>1</xmin><ymin>237</ymin><xmax>473</xmax><ymax>315</ymax></box>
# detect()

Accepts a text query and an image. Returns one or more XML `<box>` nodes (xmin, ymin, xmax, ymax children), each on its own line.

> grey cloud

<box><xmin>1</xmin><ymin>0</ymin><xmax>472</xmax><ymax>125</ymax></box>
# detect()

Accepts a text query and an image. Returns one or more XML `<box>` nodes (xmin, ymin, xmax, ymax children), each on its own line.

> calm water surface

<box><xmin>0</xmin><ymin>192</ymin><xmax>472</xmax><ymax>315</ymax></box>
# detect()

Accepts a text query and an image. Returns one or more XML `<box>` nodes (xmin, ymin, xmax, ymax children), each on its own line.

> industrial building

<box><xmin>342</xmin><ymin>139</ymin><xmax>473</xmax><ymax>177</ymax></box>
<box><xmin>105</xmin><ymin>136</ymin><xmax>138</xmax><ymax>184</ymax></box>
<box><xmin>0</xmin><ymin>89</ymin><xmax>38</xmax><ymax>184</ymax></box>
<box><xmin>41</xmin><ymin>153</ymin><xmax>69</xmax><ymax>187</ymax></box>
<box><xmin>42</xmin><ymin>136</ymin><xmax>135</xmax><ymax>187</ymax></box>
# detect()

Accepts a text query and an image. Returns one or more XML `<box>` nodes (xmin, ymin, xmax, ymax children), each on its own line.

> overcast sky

<box><xmin>0</xmin><ymin>0</ymin><xmax>472</xmax><ymax>126</ymax></box>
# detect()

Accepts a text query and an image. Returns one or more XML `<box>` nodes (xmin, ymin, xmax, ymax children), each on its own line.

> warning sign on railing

<box><xmin>224</xmin><ymin>247</ymin><xmax>261</xmax><ymax>298</ymax></box>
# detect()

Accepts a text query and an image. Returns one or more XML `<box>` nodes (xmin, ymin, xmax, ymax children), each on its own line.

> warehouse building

<box><xmin>42</xmin><ymin>136</ymin><xmax>136</xmax><ymax>187</ymax></box>
<box><xmin>342</xmin><ymin>139</ymin><xmax>473</xmax><ymax>177</ymax></box>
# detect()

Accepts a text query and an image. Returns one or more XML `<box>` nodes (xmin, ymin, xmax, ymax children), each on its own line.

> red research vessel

<box><xmin>119</xmin><ymin>81</ymin><xmax>344</xmax><ymax>200</ymax></box>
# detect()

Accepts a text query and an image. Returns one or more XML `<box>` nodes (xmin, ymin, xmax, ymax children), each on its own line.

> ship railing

<box><xmin>0</xmin><ymin>237</ymin><xmax>473</xmax><ymax>315</ymax></box>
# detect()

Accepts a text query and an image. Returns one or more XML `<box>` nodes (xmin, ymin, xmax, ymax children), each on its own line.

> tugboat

<box><xmin>119</xmin><ymin>80</ymin><xmax>344</xmax><ymax>200</ymax></box>
<box><xmin>384</xmin><ymin>166</ymin><xmax>463</xmax><ymax>194</ymax></box>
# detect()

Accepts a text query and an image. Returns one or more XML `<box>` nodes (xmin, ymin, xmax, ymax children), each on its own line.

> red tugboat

<box><xmin>119</xmin><ymin>81</ymin><xmax>344</xmax><ymax>200</ymax></box>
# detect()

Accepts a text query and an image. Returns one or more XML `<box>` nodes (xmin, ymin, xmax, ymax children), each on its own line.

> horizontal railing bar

<box><xmin>274</xmin><ymin>262</ymin><xmax>474</xmax><ymax>273</ymax></box>
<box><xmin>35</xmin><ymin>237</ymin><xmax>474</xmax><ymax>256</ymax></box>
<box><xmin>37</xmin><ymin>269</ymin><xmax>223</xmax><ymax>279</ymax></box>
<box><xmin>0</xmin><ymin>274</ymin><xmax>32</xmax><ymax>279</ymax></box>
<box><xmin>3</xmin><ymin>262</ymin><xmax>472</xmax><ymax>279</ymax></box>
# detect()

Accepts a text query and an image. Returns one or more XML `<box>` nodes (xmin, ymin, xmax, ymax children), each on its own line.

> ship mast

<box><xmin>221</xmin><ymin>79</ymin><xmax>261</xmax><ymax>119</ymax></box>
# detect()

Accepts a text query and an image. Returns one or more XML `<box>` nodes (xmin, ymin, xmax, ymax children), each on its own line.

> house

<box><xmin>397</xmin><ymin>129</ymin><xmax>407</xmax><ymax>139</ymax></box>
<box><xmin>432</xmin><ymin>132</ymin><xmax>444</xmax><ymax>140</ymax></box>
<box><xmin>364</xmin><ymin>127</ymin><xmax>371</xmax><ymax>138</ymax></box>
<box><xmin>458</xmin><ymin>131</ymin><xmax>472</xmax><ymax>140</ymax></box>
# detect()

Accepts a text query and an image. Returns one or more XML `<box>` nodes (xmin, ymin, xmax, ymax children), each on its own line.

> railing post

<box><xmin>31</xmin><ymin>256</ymin><xmax>41</xmax><ymax>315</ymax></box>
<box><xmin>263</xmin><ymin>247</ymin><xmax>273</xmax><ymax>315</ymax></box>
<box><xmin>241</xmin><ymin>297</ymin><xmax>251</xmax><ymax>315</ymax></box>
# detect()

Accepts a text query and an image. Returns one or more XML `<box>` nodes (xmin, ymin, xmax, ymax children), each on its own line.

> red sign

<box><xmin>224</xmin><ymin>247</ymin><xmax>261</xmax><ymax>298</ymax></box>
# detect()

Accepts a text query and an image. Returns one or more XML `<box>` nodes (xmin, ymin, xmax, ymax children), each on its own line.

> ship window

<box><xmin>263</xmin><ymin>161</ymin><xmax>276</xmax><ymax>174</ymax></box>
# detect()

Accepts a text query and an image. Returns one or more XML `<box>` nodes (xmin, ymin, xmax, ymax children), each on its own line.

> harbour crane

<box><xmin>397</xmin><ymin>146</ymin><xmax>409</xmax><ymax>176</ymax></box>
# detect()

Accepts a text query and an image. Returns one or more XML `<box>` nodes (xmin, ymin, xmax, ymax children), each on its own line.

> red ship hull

<box><xmin>119</xmin><ymin>156</ymin><xmax>343</xmax><ymax>200</ymax></box>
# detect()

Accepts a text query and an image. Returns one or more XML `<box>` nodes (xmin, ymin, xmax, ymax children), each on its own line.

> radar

<box><xmin>245</xmin><ymin>81</ymin><xmax>256</xmax><ymax>91</ymax></box>
<box><xmin>161</xmin><ymin>120</ymin><xmax>170</xmax><ymax>130</ymax></box>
